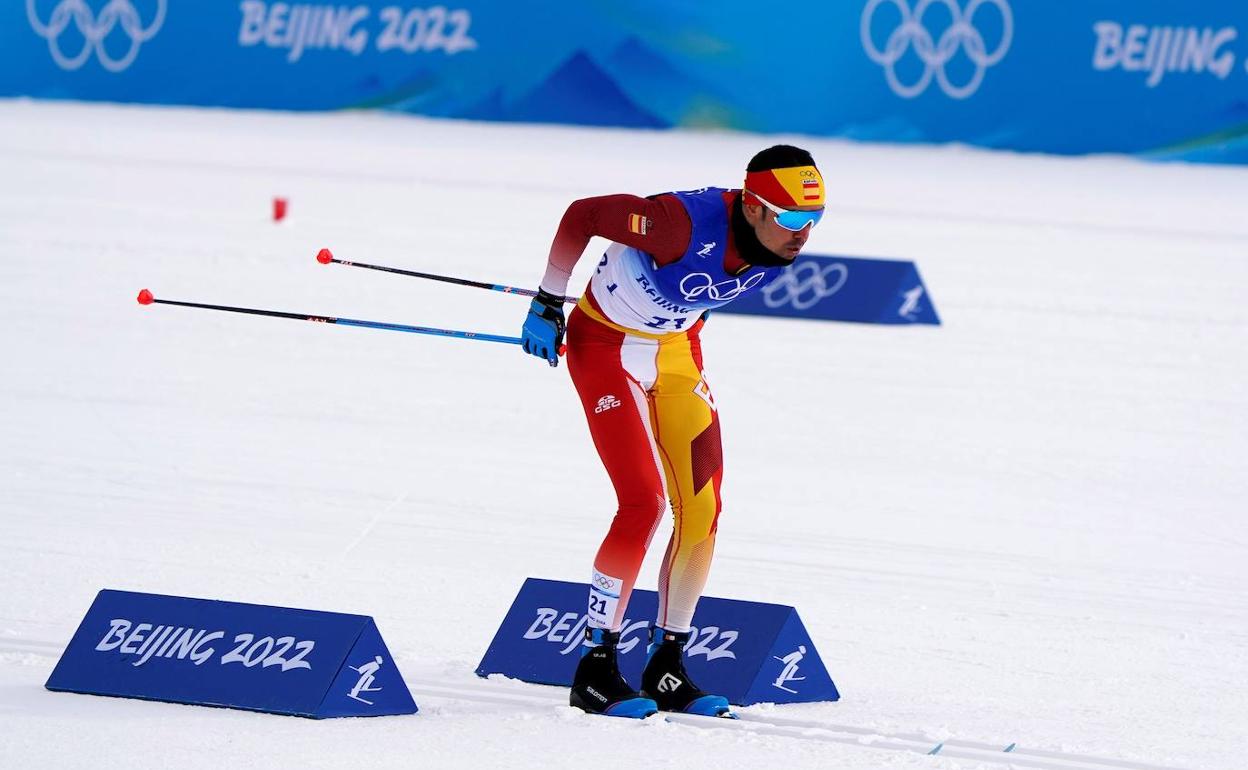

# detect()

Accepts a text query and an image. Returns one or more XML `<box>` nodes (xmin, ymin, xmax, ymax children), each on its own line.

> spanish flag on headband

<box><xmin>743</xmin><ymin>165</ymin><xmax>825</xmax><ymax>208</ymax></box>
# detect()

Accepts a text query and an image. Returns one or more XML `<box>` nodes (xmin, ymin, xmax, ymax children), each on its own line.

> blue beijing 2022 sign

<box><xmin>477</xmin><ymin>578</ymin><xmax>839</xmax><ymax>706</ymax></box>
<box><xmin>717</xmin><ymin>253</ymin><xmax>940</xmax><ymax>326</ymax></box>
<box><xmin>6</xmin><ymin>2</ymin><xmax>1248</xmax><ymax>162</ymax></box>
<box><xmin>46</xmin><ymin>590</ymin><xmax>417</xmax><ymax>718</ymax></box>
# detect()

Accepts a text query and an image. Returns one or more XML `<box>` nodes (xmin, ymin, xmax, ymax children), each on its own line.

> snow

<box><xmin>1</xmin><ymin>99</ymin><xmax>1246</xmax><ymax>769</ymax></box>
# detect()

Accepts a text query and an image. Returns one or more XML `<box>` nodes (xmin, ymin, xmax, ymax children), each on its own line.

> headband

<box><xmin>743</xmin><ymin>165</ymin><xmax>824</xmax><ymax>207</ymax></box>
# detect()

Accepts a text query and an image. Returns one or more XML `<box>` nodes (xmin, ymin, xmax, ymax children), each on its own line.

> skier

<box><xmin>347</xmin><ymin>655</ymin><xmax>384</xmax><ymax>704</ymax></box>
<box><xmin>520</xmin><ymin>145</ymin><xmax>825</xmax><ymax>718</ymax></box>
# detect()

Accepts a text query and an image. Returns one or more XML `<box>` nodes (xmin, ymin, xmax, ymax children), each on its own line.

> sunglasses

<box><xmin>746</xmin><ymin>191</ymin><xmax>825</xmax><ymax>232</ymax></box>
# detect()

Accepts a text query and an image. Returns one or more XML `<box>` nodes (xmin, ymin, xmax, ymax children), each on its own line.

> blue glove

<box><xmin>521</xmin><ymin>288</ymin><xmax>566</xmax><ymax>367</ymax></box>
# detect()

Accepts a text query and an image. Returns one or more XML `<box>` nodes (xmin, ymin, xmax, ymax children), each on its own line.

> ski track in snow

<box><xmin>1</xmin><ymin>100</ymin><xmax>1246</xmax><ymax>769</ymax></box>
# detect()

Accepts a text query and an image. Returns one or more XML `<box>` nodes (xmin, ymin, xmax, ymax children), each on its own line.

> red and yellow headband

<box><xmin>743</xmin><ymin>165</ymin><xmax>825</xmax><ymax>208</ymax></box>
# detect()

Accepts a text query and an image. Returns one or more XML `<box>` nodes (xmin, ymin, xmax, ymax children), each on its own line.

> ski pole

<box><xmin>315</xmin><ymin>248</ymin><xmax>578</xmax><ymax>304</ymax></box>
<box><xmin>135</xmin><ymin>289</ymin><xmax>522</xmax><ymax>346</ymax></box>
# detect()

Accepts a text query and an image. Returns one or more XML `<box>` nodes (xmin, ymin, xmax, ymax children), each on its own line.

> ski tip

<box><xmin>316</xmin><ymin>248</ymin><xmax>334</xmax><ymax>264</ymax></box>
<box><xmin>137</xmin><ymin>289</ymin><xmax>154</xmax><ymax>305</ymax></box>
<box><xmin>928</xmin><ymin>742</ymin><xmax>945</xmax><ymax>756</ymax></box>
<box><xmin>1004</xmin><ymin>743</ymin><xmax>1017</xmax><ymax>753</ymax></box>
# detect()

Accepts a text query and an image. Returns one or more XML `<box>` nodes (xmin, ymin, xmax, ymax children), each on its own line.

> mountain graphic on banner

<box><xmin>486</xmin><ymin>51</ymin><xmax>667</xmax><ymax>129</ymax></box>
<box><xmin>601</xmin><ymin>36</ymin><xmax>746</xmax><ymax>130</ymax></box>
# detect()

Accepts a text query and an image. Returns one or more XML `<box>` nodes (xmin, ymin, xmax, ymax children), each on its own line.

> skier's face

<box><xmin>744</xmin><ymin>200</ymin><xmax>818</xmax><ymax>260</ymax></box>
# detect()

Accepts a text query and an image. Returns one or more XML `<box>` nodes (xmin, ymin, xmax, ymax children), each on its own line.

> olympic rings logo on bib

<box><xmin>679</xmin><ymin>271</ymin><xmax>765</xmax><ymax>304</ymax></box>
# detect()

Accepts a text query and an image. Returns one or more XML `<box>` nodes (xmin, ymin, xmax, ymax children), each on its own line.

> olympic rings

<box><xmin>27</xmin><ymin>0</ymin><xmax>166</xmax><ymax>73</ymax></box>
<box><xmin>861</xmin><ymin>0</ymin><xmax>1012</xmax><ymax>99</ymax></box>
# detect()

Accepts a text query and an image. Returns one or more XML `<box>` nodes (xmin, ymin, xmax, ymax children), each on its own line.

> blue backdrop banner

<box><xmin>6</xmin><ymin>1</ymin><xmax>1248</xmax><ymax>162</ymax></box>
<box><xmin>715</xmin><ymin>253</ymin><xmax>940</xmax><ymax>326</ymax></box>
<box><xmin>476</xmin><ymin>578</ymin><xmax>839</xmax><ymax>706</ymax></box>
<box><xmin>46</xmin><ymin>589</ymin><xmax>418</xmax><ymax>718</ymax></box>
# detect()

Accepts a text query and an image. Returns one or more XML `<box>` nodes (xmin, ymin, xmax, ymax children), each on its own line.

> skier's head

<box><xmin>742</xmin><ymin>144</ymin><xmax>824</xmax><ymax>260</ymax></box>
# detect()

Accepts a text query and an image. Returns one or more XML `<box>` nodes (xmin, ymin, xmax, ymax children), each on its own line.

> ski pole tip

<box><xmin>137</xmin><ymin>289</ymin><xmax>154</xmax><ymax>305</ymax></box>
<box><xmin>316</xmin><ymin>248</ymin><xmax>334</xmax><ymax>264</ymax></box>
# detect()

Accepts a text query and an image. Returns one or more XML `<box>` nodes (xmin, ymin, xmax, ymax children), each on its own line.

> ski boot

<box><xmin>640</xmin><ymin>625</ymin><xmax>734</xmax><ymax>718</ymax></box>
<box><xmin>569</xmin><ymin>628</ymin><xmax>658</xmax><ymax>719</ymax></box>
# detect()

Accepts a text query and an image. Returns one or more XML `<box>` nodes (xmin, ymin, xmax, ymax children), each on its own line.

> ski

<box><xmin>408</xmin><ymin>676</ymin><xmax>1189</xmax><ymax>770</ymax></box>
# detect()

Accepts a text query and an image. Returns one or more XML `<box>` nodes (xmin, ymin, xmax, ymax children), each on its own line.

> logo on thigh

<box><xmin>594</xmin><ymin>394</ymin><xmax>623</xmax><ymax>414</ymax></box>
<box><xmin>693</xmin><ymin>377</ymin><xmax>716</xmax><ymax>412</ymax></box>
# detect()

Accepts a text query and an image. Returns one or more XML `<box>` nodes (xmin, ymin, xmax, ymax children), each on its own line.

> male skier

<box><xmin>520</xmin><ymin>145</ymin><xmax>825</xmax><ymax>718</ymax></box>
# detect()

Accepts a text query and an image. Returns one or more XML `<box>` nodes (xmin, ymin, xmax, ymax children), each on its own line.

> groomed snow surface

<box><xmin>1</xmin><ymin>100</ymin><xmax>1245</xmax><ymax>769</ymax></box>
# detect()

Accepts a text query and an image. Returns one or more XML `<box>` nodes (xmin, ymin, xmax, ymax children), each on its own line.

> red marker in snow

<box><xmin>316</xmin><ymin>248</ymin><xmax>334</xmax><ymax>264</ymax></box>
<box><xmin>137</xmin><ymin>289</ymin><xmax>154</xmax><ymax>305</ymax></box>
<box><xmin>273</xmin><ymin>197</ymin><xmax>288</xmax><ymax>222</ymax></box>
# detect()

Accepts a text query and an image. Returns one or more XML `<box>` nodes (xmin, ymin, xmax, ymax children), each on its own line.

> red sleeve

<box><xmin>538</xmin><ymin>194</ymin><xmax>692</xmax><ymax>296</ymax></box>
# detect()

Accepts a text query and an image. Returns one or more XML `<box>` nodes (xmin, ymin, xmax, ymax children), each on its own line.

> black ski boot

<box><xmin>569</xmin><ymin>628</ymin><xmax>658</xmax><ymax>719</ymax></box>
<box><xmin>640</xmin><ymin>625</ymin><xmax>734</xmax><ymax>717</ymax></box>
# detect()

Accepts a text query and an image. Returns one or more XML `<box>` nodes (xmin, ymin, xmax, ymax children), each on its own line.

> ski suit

<box><xmin>543</xmin><ymin>188</ymin><xmax>789</xmax><ymax>632</ymax></box>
